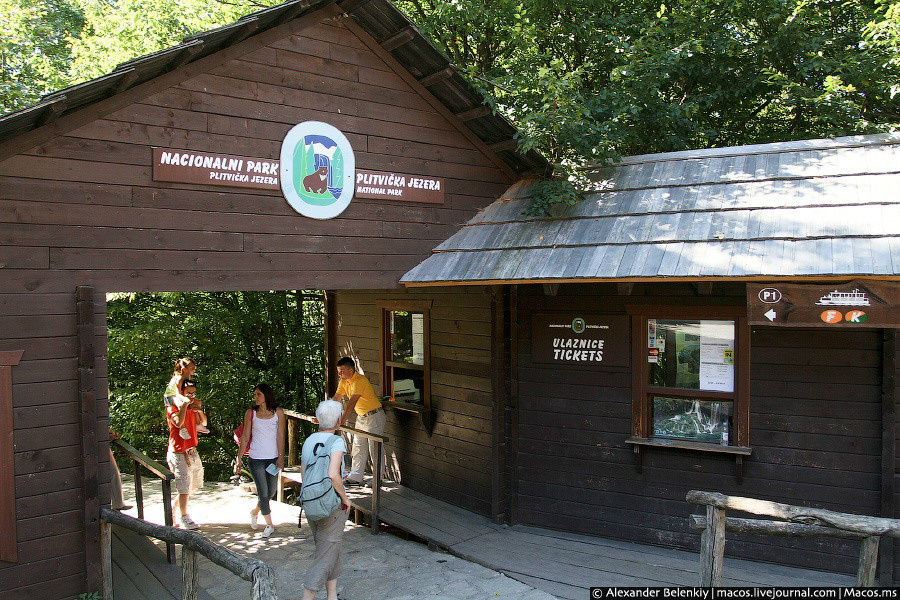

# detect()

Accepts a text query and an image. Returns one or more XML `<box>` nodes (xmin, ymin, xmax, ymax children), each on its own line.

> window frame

<box><xmin>626</xmin><ymin>305</ymin><xmax>750</xmax><ymax>454</ymax></box>
<box><xmin>378</xmin><ymin>300</ymin><xmax>432</xmax><ymax>415</ymax></box>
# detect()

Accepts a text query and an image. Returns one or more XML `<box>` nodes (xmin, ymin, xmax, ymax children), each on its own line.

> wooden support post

<box><xmin>77</xmin><ymin>285</ymin><xmax>101</xmax><ymax>593</ymax></box>
<box><xmin>162</xmin><ymin>478</ymin><xmax>175</xmax><ymax>563</ymax></box>
<box><xmin>325</xmin><ymin>291</ymin><xmax>337</xmax><ymax>397</ymax></box>
<box><xmin>182</xmin><ymin>546</ymin><xmax>198</xmax><ymax>600</ymax></box>
<box><xmin>251</xmin><ymin>563</ymin><xmax>278</xmax><ymax>600</ymax></box>
<box><xmin>287</xmin><ymin>418</ymin><xmax>297</xmax><ymax>467</ymax></box>
<box><xmin>490</xmin><ymin>286</ymin><xmax>509</xmax><ymax>523</ymax></box>
<box><xmin>858</xmin><ymin>536</ymin><xmax>880</xmax><ymax>587</ymax></box>
<box><xmin>0</xmin><ymin>350</ymin><xmax>23</xmax><ymax>564</ymax></box>
<box><xmin>100</xmin><ymin>520</ymin><xmax>113</xmax><ymax>600</ymax></box>
<box><xmin>371</xmin><ymin>441</ymin><xmax>383</xmax><ymax>534</ymax></box>
<box><xmin>880</xmin><ymin>328</ymin><xmax>896</xmax><ymax>585</ymax></box>
<box><xmin>506</xmin><ymin>286</ymin><xmax>520</xmax><ymax>525</ymax></box>
<box><xmin>134</xmin><ymin>460</ymin><xmax>144</xmax><ymax>520</ymax></box>
<box><xmin>699</xmin><ymin>505</ymin><xmax>726</xmax><ymax>586</ymax></box>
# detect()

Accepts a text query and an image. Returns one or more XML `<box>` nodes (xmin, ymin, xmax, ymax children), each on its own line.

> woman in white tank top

<box><xmin>235</xmin><ymin>383</ymin><xmax>285</xmax><ymax>537</ymax></box>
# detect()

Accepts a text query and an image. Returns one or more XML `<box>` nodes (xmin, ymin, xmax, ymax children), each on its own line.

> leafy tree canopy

<box><xmin>3</xmin><ymin>0</ymin><xmax>898</xmax><ymax>201</ymax></box>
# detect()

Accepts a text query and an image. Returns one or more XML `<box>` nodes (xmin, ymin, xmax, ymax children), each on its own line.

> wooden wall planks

<box><xmin>513</xmin><ymin>283</ymin><xmax>887</xmax><ymax>576</ymax></box>
<box><xmin>334</xmin><ymin>287</ymin><xmax>495</xmax><ymax>516</ymax></box>
<box><xmin>0</xmin><ymin>7</ymin><xmax>512</xmax><ymax>597</ymax></box>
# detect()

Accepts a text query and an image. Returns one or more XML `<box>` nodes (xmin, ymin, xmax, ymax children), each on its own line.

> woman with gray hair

<box><xmin>301</xmin><ymin>399</ymin><xmax>350</xmax><ymax>600</ymax></box>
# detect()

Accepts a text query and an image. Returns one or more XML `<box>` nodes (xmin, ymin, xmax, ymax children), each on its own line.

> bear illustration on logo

<box><xmin>281</xmin><ymin>121</ymin><xmax>355</xmax><ymax>220</ymax></box>
<box><xmin>303</xmin><ymin>165</ymin><xmax>329</xmax><ymax>194</ymax></box>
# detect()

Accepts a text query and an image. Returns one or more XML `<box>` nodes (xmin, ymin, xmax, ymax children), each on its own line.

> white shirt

<box><xmin>248</xmin><ymin>410</ymin><xmax>279</xmax><ymax>459</ymax></box>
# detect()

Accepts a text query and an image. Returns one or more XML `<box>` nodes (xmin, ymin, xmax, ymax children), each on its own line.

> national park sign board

<box><xmin>152</xmin><ymin>148</ymin><xmax>444</xmax><ymax>204</ymax></box>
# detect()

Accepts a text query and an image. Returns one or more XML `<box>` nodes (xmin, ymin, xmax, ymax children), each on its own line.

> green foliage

<box><xmin>77</xmin><ymin>593</ymin><xmax>100</xmax><ymax>600</ymax></box>
<box><xmin>522</xmin><ymin>178</ymin><xmax>584</xmax><ymax>217</ymax></box>
<box><xmin>397</xmin><ymin>0</ymin><xmax>900</xmax><ymax>214</ymax></box>
<box><xmin>107</xmin><ymin>291</ymin><xmax>324</xmax><ymax>481</ymax></box>
<box><xmin>0</xmin><ymin>0</ymin><xmax>85</xmax><ymax>112</ymax></box>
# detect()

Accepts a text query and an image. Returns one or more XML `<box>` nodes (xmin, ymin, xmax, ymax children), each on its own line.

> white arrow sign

<box><xmin>764</xmin><ymin>309</ymin><xmax>777</xmax><ymax>322</ymax></box>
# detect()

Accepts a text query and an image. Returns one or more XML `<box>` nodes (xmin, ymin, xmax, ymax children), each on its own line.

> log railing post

<box><xmin>371</xmin><ymin>440</ymin><xmax>383</xmax><ymax>534</ymax></box>
<box><xmin>100</xmin><ymin>520</ymin><xmax>113</xmax><ymax>600</ymax></box>
<box><xmin>182</xmin><ymin>546</ymin><xmax>198</xmax><ymax>600</ymax></box>
<box><xmin>287</xmin><ymin>418</ymin><xmax>298</xmax><ymax>467</ymax></box>
<box><xmin>133</xmin><ymin>459</ymin><xmax>144</xmax><ymax>520</ymax></box>
<box><xmin>699</xmin><ymin>504</ymin><xmax>726</xmax><ymax>587</ymax></box>
<box><xmin>163</xmin><ymin>477</ymin><xmax>175</xmax><ymax>563</ymax></box>
<box><xmin>251</xmin><ymin>563</ymin><xmax>277</xmax><ymax>600</ymax></box>
<box><xmin>857</xmin><ymin>536</ymin><xmax>880</xmax><ymax>587</ymax></box>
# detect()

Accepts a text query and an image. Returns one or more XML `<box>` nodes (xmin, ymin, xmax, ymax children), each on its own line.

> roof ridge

<box><xmin>583</xmin><ymin>132</ymin><xmax>900</xmax><ymax>169</ymax></box>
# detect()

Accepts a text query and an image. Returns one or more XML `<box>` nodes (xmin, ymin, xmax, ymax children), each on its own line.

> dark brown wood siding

<box><xmin>0</xmin><ymin>7</ymin><xmax>510</xmax><ymax>596</ymax></box>
<box><xmin>334</xmin><ymin>288</ymin><xmax>494</xmax><ymax>516</ymax></box>
<box><xmin>513</xmin><ymin>282</ymin><xmax>887</xmax><ymax>576</ymax></box>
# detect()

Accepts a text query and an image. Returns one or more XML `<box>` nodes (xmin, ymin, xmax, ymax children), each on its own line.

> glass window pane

<box><xmin>391</xmin><ymin>367</ymin><xmax>424</xmax><ymax>403</ymax></box>
<box><xmin>390</xmin><ymin>311</ymin><xmax>425</xmax><ymax>365</ymax></box>
<box><xmin>652</xmin><ymin>396</ymin><xmax>732</xmax><ymax>444</ymax></box>
<box><xmin>648</xmin><ymin>319</ymin><xmax>735</xmax><ymax>392</ymax></box>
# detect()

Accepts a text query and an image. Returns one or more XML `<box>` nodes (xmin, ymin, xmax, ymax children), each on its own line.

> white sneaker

<box><xmin>261</xmin><ymin>525</ymin><xmax>275</xmax><ymax>538</ymax></box>
<box><xmin>181</xmin><ymin>515</ymin><xmax>200</xmax><ymax>530</ymax></box>
<box><xmin>250</xmin><ymin>509</ymin><xmax>260</xmax><ymax>530</ymax></box>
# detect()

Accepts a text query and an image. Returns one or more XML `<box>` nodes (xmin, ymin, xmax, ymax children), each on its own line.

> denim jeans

<box><xmin>248</xmin><ymin>457</ymin><xmax>278</xmax><ymax>516</ymax></box>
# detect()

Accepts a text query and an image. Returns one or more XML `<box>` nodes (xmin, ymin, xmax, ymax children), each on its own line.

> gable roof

<box><xmin>0</xmin><ymin>0</ymin><xmax>548</xmax><ymax>177</ymax></box>
<box><xmin>401</xmin><ymin>132</ymin><xmax>900</xmax><ymax>285</ymax></box>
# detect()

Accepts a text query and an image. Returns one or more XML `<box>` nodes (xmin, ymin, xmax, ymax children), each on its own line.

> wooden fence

<box><xmin>688</xmin><ymin>490</ymin><xmax>900</xmax><ymax>587</ymax></box>
<box><xmin>100</xmin><ymin>508</ymin><xmax>278</xmax><ymax>600</ymax></box>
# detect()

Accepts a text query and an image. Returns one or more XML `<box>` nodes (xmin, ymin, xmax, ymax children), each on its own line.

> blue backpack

<box><xmin>299</xmin><ymin>435</ymin><xmax>342</xmax><ymax>522</ymax></box>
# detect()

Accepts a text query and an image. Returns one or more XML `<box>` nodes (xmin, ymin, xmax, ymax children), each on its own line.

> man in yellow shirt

<box><xmin>333</xmin><ymin>356</ymin><xmax>384</xmax><ymax>485</ymax></box>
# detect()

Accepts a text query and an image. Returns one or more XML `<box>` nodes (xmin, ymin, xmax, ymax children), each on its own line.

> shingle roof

<box><xmin>401</xmin><ymin>133</ymin><xmax>900</xmax><ymax>285</ymax></box>
<box><xmin>0</xmin><ymin>0</ymin><xmax>548</xmax><ymax>176</ymax></box>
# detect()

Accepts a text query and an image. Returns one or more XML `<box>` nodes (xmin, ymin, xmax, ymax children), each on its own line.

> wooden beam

<box><xmin>0</xmin><ymin>350</ymin><xmax>23</xmax><ymax>564</ymax></box>
<box><xmin>381</xmin><ymin>27</ymin><xmax>416</xmax><ymax>52</ymax></box>
<box><xmin>111</xmin><ymin>68</ymin><xmax>139</xmax><ymax>94</ymax></box>
<box><xmin>506</xmin><ymin>285</ymin><xmax>520</xmax><ymax>525</ymax></box>
<box><xmin>77</xmin><ymin>285</ymin><xmax>101</xmax><ymax>592</ymax></box>
<box><xmin>690</xmin><ymin>514</ymin><xmax>870</xmax><ymax>539</ymax></box>
<box><xmin>325</xmin><ymin>290</ymin><xmax>338</xmax><ymax>397</ymax></box>
<box><xmin>166</xmin><ymin>39</ymin><xmax>206</xmax><ymax>70</ymax></box>
<box><xmin>100</xmin><ymin>521</ymin><xmax>113</xmax><ymax>600</ymax></box>
<box><xmin>34</xmin><ymin>95</ymin><xmax>67</xmax><ymax>126</ymax></box>
<box><xmin>490</xmin><ymin>286</ymin><xmax>509</xmax><ymax>523</ymax></box>
<box><xmin>418</xmin><ymin>66</ymin><xmax>455</xmax><ymax>88</ymax></box>
<box><xmin>859</xmin><ymin>536</ymin><xmax>880</xmax><ymax>587</ymax></box>
<box><xmin>880</xmin><ymin>328</ymin><xmax>896</xmax><ymax>585</ymax></box>
<box><xmin>454</xmin><ymin>106</ymin><xmax>492</xmax><ymax>122</ymax></box>
<box><xmin>337</xmin><ymin>0</ymin><xmax>372</xmax><ymax>14</ymax></box>
<box><xmin>488</xmin><ymin>139</ymin><xmax>519</xmax><ymax>154</ymax></box>
<box><xmin>229</xmin><ymin>17</ymin><xmax>260</xmax><ymax>45</ymax></box>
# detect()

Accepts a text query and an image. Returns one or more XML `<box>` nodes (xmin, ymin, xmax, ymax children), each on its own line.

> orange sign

<box><xmin>820</xmin><ymin>310</ymin><xmax>843</xmax><ymax>324</ymax></box>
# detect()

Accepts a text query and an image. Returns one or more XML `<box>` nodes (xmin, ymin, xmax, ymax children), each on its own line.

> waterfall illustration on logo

<box><xmin>280</xmin><ymin>121</ymin><xmax>355</xmax><ymax>219</ymax></box>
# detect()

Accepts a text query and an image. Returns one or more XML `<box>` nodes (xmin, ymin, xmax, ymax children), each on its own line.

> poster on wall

<box><xmin>532</xmin><ymin>314</ymin><xmax>629</xmax><ymax>367</ymax></box>
<box><xmin>698</xmin><ymin>321</ymin><xmax>735</xmax><ymax>392</ymax></box>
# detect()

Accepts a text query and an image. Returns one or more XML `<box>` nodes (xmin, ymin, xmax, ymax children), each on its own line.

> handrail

<box><xmin>281</xmin><ymin>409</ymin><xmax>386</xmax><ymax>534</ymax></box>
<box><xmin>282</xmin><ymin>409</ymin><xmax>389</xmax><ymax>443</ymax></box>
<box><xmin>114</xmin><ymin>437</ymin><xmax>173</xmax><ymax>480</ymax></box>
<box><xmin>113</xmin><ymin>437</ymin><xmax>176</xmax><ymax>562</ymax></box>
<box><xmin>100</xmin><ymin>508</ymin><xmax>277</xmax><ymax>600</ymax></box>
<box><xmin>687</xmin><ymin>489</ymin><xmax>900</xmax><ymax>587</ymax></box>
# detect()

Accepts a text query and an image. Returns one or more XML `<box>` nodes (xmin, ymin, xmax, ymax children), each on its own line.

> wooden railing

<box><xmin>113</xmin><ymin>437</ymin><xmax>176</xmax><ymax>562</ymax></box>
<box><xmin>100</xmin><ymin>508</ymin><xmax>277</xmax><ymax>600</ymax></box>
<box><xmin>687</xmin><ymin>490</ymin><xmax>900</xmax><ymax>587</ymax></box>
<box><xmin>282</xmin><ymin>409</ymin><xmax>389</xmax><ymax>534</ymax></box>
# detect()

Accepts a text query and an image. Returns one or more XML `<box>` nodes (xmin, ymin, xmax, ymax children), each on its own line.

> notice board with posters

<box><xmin>531</xmin><ymin>314</ymin><xmax>629</xmax><ymax>367</ymax></box>
<box><xmin>747</xmin><ymin>280</ymin><xmax>900</xmax><ymax>327</ymax></box>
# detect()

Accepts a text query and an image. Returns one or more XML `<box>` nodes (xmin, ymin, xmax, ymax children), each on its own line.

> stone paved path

<box><xmin>120</xmin><ymin>477</ymin><xmax>556</xmax><ymax>600</ymax></box>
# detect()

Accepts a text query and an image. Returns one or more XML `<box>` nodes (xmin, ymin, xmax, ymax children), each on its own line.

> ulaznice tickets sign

<box><xmin>152</xmin><ymin>147</ymin><xmax>443</xmax><ymax>204</ymax></box>
<box><xmin>531</xmin><ymin>314</ymin><xmax>629</xmax><ymax>367</ymax></box>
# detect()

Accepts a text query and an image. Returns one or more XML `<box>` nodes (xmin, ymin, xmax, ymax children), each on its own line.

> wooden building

<box><xmin>1</xmin><ymin>0</ymin><xmax>898</xmax><ymax>595</ymax></box>
<box><xmin>0</xmin><ymin>1</ymin><xmax>544</xmax><ymax>597</ymax></box>
<box><xmin>397</xmin><ymin>134</ymin><xmax>900</xmax><ymax>581</ymax></box>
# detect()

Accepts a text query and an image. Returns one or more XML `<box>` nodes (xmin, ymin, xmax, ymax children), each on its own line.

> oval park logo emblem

<box><xmin>280</xmin><ymin>121</ymin><xmax>355</xmax><ymax>219</ymax></box>
<box><xmin>571</xmin><ymin>318</ymin><xmax>586</xmax><ymax>334</ymax></box>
